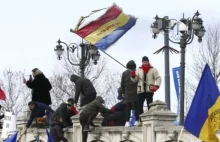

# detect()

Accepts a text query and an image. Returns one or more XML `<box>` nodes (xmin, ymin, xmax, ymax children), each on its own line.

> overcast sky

<box><xmin>0</xmin><ymin>0</ymin><xmax>219</xmax><ymax>110</ymax></box>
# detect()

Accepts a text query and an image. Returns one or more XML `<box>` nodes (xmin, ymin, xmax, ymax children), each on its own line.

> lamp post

<box><xmin>54</xmin><ymin>39</ymin><xmax>101</xmax><ymax>102</ymax></box>
<box><xmin>151</xmin><ymin>11</ymin><xmax>205</xmax><ymax>125</ymax></box>
<box><xmin>151</xmin><ymin>16</ymin><xmax>179</xmax><ymax>110</ymax></box>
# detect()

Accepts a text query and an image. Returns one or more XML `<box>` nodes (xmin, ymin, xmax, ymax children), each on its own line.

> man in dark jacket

<box><xmin>80</xmin><ymin>96</ymin><xmax>111</xmax><ymax>142</ymax></box>
<box><xmin>25</xmin><ymin>101</ymin><xmax>54</xmax><ymax>131</ymax></box>
<box><xmin>23</xmin><ymin>68</ymin><xmax>52</xmax><ymax>105</ymax></box>
<box><xmin>70</xmin><ymin>74</ymin><xmax>97</xmax><ymax>107</ymax></box>
<box><xmin>101</xmin><ymin>98</ymin><xmax>126</xmax><ymax>126</ymax></box>
<box><xmin>50</xmin><ymin>115</ymin><xmax>68</xmax><ymax>142</ymax></box>
<box><xmin>121</xmin><ymin>60</ymin><xmax>139</xmax><ymax>127</ymax></box>
<box><xmin>52</xmin><ymin>100</ymin><xmax>76</xmax><ymax>128</ymax></box>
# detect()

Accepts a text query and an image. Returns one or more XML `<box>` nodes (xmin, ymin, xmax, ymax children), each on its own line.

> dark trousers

<box><xmin>80</xmin><ymin>92</ymin><xmax>96</xmax><ymax>107</ymax></box>
<box><xmin>138</xmin><ymin>92</ymin><xmax>154</xmax><ymax>115</ymax></box>
<box><xmin>102</xmin><ymin>112</ymin><xmax>126</xmax><ymax>126</ymax></box>
<box><xmin>125</xmin><ymin>102</ymin><xmax>139</xmax><ymax>121</ymax></box>
<box><xmin>80</xmin><ymin>113</ymin><xmax>97</xmax><ymax>142</ymax></box>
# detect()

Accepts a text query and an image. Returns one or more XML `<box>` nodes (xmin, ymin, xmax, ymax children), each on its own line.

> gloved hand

<box><xmin>130</xmin><ymin>71</ymin><xmax>136</xmax><ymax>78</ymax></box>
<box><xmin>150</xmin><ymin>86</ymin><xmax>159</xmax><ymax>92</ymax></box>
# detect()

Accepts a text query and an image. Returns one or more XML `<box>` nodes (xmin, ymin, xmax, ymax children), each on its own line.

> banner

<box><xmin>1</xmin><ymin>111</ymin><xmax>17</xmax><ymax>140</ymax></box>
<box><xmin>172</xmin><ymin>67</ymin><xmax>181</xmax><ymax>125</ymax></box>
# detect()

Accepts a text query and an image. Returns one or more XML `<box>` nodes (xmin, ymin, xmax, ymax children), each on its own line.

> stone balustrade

<box><xmin>0</xmin><ymin>100</ymin><xmax>215</xmax><ymax>142</ymax></box>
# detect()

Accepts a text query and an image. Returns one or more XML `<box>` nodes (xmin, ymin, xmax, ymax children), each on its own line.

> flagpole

<box><xmin>177</xmin><ymin>127</ymin><xmax>184</xmax><ymax>142</ymax></box>
<box><xmin>100</xmin><ymin>50</ymin><xmax>149</xmax><ymax>84</ymax></box>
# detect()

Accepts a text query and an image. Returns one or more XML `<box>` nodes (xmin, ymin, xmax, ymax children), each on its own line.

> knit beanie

<box><xmin>142</xmin><ymin>56</ymin><xmax>149</xmax><ymax>62</ymax></box>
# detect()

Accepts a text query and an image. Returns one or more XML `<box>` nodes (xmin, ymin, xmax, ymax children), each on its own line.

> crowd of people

<box><xmin>20</xmin><ymin>56</ymin><xmax>161</xmax><ymax>142</ymax></box>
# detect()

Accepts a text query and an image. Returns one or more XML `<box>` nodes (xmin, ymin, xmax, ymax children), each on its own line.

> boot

<box><xmin>138</xmin><ymin>121</ymin><xmax>142</xmax><ymax>127</ymax></box>
<box><xmin>83</xmin><ymin>125</ymin><xmax>92</xmax><ymax>132</ymax></box>
<box><xmin>134</xmin><ymin>121</ymin><xmax>139</xmax><ymax>126</ymax></box>
<box><xmin>90</xmin><ymin>122</ymin><xmax>99</xmax><ymax>127</ymax></box>
<box><xmin>125</xmin><ymin>122</ymin><xmax>130</xmax><ymax>127</ymax></box>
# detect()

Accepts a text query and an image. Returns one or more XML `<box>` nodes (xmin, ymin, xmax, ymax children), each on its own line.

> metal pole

<box><xmin>164</xmin><ymin>29</ymin><xmax>171</xmax><ymax>110</ymax></box>
<box><xmin>79</xmin><ymin>44</ymin><xmax>86</xmax><ymax>105</ymax></box>
<box><xmin>179</xmin><ymin>33</ymin><xmax>186</xmax><ymax>125</ymax></box>
<box><xmin>80</xmin><ymin>44</ymin><xmax>85</xmax><ymax>78</ymax></box>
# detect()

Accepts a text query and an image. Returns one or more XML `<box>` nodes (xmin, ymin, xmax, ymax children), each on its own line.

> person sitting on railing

<box><xmin>52</xmin><ymin>98</ymin><xmax>78</xmax><ymax>128</ymax></box>
<box><xmin>66</xmin><ymin>98</ymin><xmax>79</xmax><ymax>127</ymax></box>
<box><xmin>101</xmin><ymin>88</ymin><xmax>126</xmax><ymax>126</ymax></box>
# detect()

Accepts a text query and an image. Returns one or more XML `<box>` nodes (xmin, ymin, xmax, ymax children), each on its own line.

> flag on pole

<box><xmin>184</xmin><ymin>64</ymin><xmax>220</xmax><ymax>142</ymax></box>
<box><xmin>129</xmin><ymin>110</ymin><xmax>136</xmax><ymax>126</ymax></box>
<box><xmin>36</xmin><ymin>135</ymin><xmax>40</xmax><ymax>142</ymax></box>
<box><xmin>0</xmin><ymin>87</ymin><xmax>6</xmax><ymax>101</ymax></box>
<box><xmin>4</xmin><ymin>132</ymin><xmax>18</xmax><ymax>142</ymax></box>
<box><xmin>172</xmin><ymin>67</ymin><xmax>181</xmax><ymax>125</ymax></box>
<box><xmin>46</xmin><ymin>129</ymin><xmax>54</xmax><ymax>142</ymax></box>
<box><xmin>73</xmin><ymin>4</ymin><xmax>137</xmax><ymax>50</ymax></box>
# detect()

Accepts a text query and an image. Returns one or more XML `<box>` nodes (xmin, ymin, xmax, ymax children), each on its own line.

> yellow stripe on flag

<box><xmin>84</xmin><ymin>12</ymin><xmax>130</xmax><ymax>44</ymax></box>
<box><xmin>199</xmin><ymin>96</ymin><xmax>220</xmax><ymax>142</ymax></box>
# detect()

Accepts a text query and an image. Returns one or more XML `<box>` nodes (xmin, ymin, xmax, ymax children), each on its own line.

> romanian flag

<box><xmin>74</xmin><ymin>4</ymin><xmax>137</xmax><ymax>50</ymax></box>
<box><xmin>0</xmin><ymin>87</ymin><xmax>6</xmax><ymax>101</ymax></box>
<box><xmin>184</xmin><ymin>64</ymin><xmax>220</xmax><ymax>142</ymax></box>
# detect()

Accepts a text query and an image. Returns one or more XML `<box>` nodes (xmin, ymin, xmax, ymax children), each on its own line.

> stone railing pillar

<box><xmin>16</xmin><ymin>109</ymin><xmax>31</xmax><ymax>142</ymax></box>
<box><xmin>140</xmin><ymin>100</ymin><xmax>177</xmax><ymax>142</ymax></box>
<box><xmin>72</xmin><ymin>114</ymin><xmax>81</xmax><ymax>142</ymax></box>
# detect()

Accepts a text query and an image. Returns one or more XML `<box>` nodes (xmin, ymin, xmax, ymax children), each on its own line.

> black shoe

<box><xmin>83</xmin><ymin>125</ymin><xmax>92</xmax><ymax>132</ymax></box>
<box><xmin>91</xmin><ymin>125</ymin><xmax>99</xmax><ymax>127</ymax></box>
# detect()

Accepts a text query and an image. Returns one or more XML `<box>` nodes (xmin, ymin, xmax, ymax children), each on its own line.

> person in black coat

<box><xmin>80</xmin><ymin>96</ymin><xmax>111</xmax><ymax>142</ymax></box>
<box><xmin>23</xmin><ymin>68</ymin><xmax>52</xmax><ymax>105</ymax></box>
<box><xmin>25</xmin><ymin>101</ymin><xmax>54</xmax><ymax>131</ymax></box>
<box><xmin>52</xmin><ymin>101</ymin><xmax>74</xmax><ymax>128</ymax></box>
<box><xmin>50</xmin><ymin>115</ymin><xmax>68</xmax><ymax>142</ymax></box>
<box><xmin>70</xmin><ymin>74</ymin><xmax>97</xmax><ymax>107</ymax></box>
<box><xmin>121</xmin><ymin>60</ymin><xmax>139</xmax><ymax>127</ymax></box>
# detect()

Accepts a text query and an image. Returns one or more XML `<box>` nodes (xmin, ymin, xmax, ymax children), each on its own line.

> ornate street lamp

<box><xmin>151</xmin><ymin>11</ymin><xmax>205</xmax><ymax>125</ymax></box>
<box><xmin>54</xmin><ymin>39</ymin><xmax>101</xmax><ymax>77</ymax></box>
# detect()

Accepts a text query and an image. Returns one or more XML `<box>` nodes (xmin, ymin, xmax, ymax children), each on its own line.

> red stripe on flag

<box><xmin>76</xmin><ymin>4</ymin><xmax>122</xmax><ymax>38</ymax></box>
<box><xmin>0</xmin><ymin>88</ymin><xmax>6</xmax><ymax>101</ymax></box>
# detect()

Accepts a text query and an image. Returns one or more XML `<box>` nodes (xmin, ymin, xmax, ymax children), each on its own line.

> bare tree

<box><xmin>0</xmin><ymin>69</ymin><xmax>31</xmax><ymax>116</ymax></box>
<box><xmin>185</xmin><ymin>23</ymin><xmax>220</xmax><ymax>113</ymax></box>
<box><xmin>50</xmin><ymin>50</ymin><xmax>121</xmax><ymax>109</ymax></box>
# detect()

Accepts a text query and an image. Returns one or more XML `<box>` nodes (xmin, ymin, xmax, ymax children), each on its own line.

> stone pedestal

<box><xmin>140</xmin><ymin>100</ymin><xmax>177</xmax><ymax>142</ymax></box>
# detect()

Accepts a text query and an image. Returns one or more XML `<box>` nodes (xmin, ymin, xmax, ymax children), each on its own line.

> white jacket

<box><xmin>131</xmin><ymin>66</ymin><xmax>161</xmax><ymax>93</ymax></box>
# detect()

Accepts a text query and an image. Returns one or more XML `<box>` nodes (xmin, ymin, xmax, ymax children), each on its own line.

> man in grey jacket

<box><xmin>70</xmin><ymin>74</ymin><xmax>97</xmax><ymax>107</ymax></box>
<box><xmin>80</xmin><ymin>96</ymin><xmax>111</xmax><ymax>142</ymax></box>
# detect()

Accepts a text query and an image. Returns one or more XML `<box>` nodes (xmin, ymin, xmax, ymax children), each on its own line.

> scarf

<box><xmin>142</xmin><ymin>63</ymin><xmax>151</xmax><ymax>73</ymax></box>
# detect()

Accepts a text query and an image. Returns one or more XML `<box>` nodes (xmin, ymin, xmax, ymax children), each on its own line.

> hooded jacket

<box><xmin>121</xmin><ymin>60</ymin><xmax>138</xmax><ymax>103</ymax></box>
<box><xmin>70</xmin><ymin>74</ymin><xmax>96</xmax><ymax>104</ymax></box>
<box><xmin>80</xmin><ymin>96</ymin><xmax>111</xmax><ymax>116</ymax></box>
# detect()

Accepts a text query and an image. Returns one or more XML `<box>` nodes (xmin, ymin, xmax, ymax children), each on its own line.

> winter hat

<box><xmin>32</xmin><ymin>68</ymin><xmax>38</xmax><ymax>73</ymax></box>
<box><xmin>67</xmin><ymin>98</ymin><xmax>75</xmax><ymax>105</ymax></box>
<box><xmin>142</xmin><ymin>56</ymin><xmax>149</xmax><ymax>62</ymax></box>
<box><xmin>70</xmin><ymin>74</ymin><xmax>80</xmax><ymax>83</ymax></box>
<box><xmin>126</xmin><ymin>60</ymin><xmax>136</xmax><ymax>71</ymax></box>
